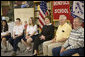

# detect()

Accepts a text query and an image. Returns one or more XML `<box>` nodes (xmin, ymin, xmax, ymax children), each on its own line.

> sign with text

<box><xmin>53</xmin><ymin>1</ymin><xmax>71</xmax><ymax>21</ymax></box>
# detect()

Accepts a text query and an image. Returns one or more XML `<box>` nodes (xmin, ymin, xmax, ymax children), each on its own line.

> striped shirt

<box><xmin>62</xmin><ymin>26</ymin><xmax>84</xmax><ymax>49</ymax></box>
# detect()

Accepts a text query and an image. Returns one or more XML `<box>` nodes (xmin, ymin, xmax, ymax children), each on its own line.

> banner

<box><xmin>53</xmin><ymin>1</ymin><xmax>71</xmax><ymax>21</ymax></box>
<box><xmin>71</xmin><ymin>1</ymin><xmax>84</xmax><ymax>21</ymax></box>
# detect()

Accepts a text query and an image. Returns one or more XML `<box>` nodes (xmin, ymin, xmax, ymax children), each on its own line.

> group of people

<box><xmin>1</xmin><ymin>15</ymin><xmax>84</xmax><ymax>56</ymax></box>
<box><xmin>14</xmin><ymin>1</ymin><xmax>33</xmax><ymax>8</ymax></box>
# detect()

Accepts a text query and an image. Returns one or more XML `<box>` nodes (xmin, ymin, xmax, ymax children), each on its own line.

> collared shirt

<box><xmin>55</xmin><ymin>23</ymin><xmax>72</xmax><ymax>42</ymax></box>
<box><xmin>62</xmin><ymin>26</ymin><xmax>84</xmax><ymax>49</ymax></box>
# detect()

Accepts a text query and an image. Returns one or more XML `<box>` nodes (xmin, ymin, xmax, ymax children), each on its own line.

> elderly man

<box><xmin>43</xmin><ymin>15</ymin><xmax>72</xmax><ymax>56</ymax></box>
<box><xmin>52</xmin><ymin>17</ymin><xmax>84</xmax><ymax>56</ymax></box>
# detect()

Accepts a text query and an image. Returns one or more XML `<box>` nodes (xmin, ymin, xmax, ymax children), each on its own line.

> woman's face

<box><xmin>2</xmin><ymin>21</ymin><xmax>6</xmax><ymax>26</ymax></box>
<box><xmin>45</xmin><ymin>18</ymin><xmax>50</xmax><ymax>25</ymax></box>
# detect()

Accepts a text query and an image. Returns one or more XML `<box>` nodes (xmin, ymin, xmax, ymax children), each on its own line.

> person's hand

<box><xmin>40</xmin><ymin>35</ymin><xmax>45</xmax><ymax>40</ymax></box>
<box><xmin>39</xmin><ymin>35</ymin><xmax>42</xmax><ymax>39</ymax></box>
<box><xmin>60</xmin><ymin>47</ymin><xmax>67</xmax><ymax>54</ymax></box>
<box><xmin>13</xmin><ymin>36</ymin><xmax>16</xmax><ymax>39</ymax></box>
<box><xmin>51</xmin><ymin>38</ymin><xmax>56</xmax><ymax>43</ymax></box>
<box><xmin>39</xmin><ymin>36</ymin><xmax>42</xmax><ymax>39</ymax></box>
<box><xmin>41</xmin><ymin>36</ymin><xmax>45</xmax><ymax>40</ymax></box>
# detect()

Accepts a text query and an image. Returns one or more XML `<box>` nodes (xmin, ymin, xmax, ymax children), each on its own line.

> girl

<box><xmin>21</xmin><ymin>17</ymin><xmax>38</xmax><ymax>51</ymax></box>
<box><xmin>1</xmin><ymin>20</ymin><xmax>11</xmax><ymax>52</ymax></box>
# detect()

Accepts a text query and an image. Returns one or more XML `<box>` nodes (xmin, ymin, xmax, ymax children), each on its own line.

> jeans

<box><xmin>9</xmin><ymin>35</ymin><xmax>23</xmax><ymax>52</ymax></box>
<box><xmin>52</xmin><ymin>46</ymin><xmax>84</xmax><ymax>56</ymax></box>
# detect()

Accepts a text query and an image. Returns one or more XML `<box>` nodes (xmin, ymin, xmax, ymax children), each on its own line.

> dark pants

<box><xmin>1</xmin><ymin>33</ymin><xmax>11</xmax><ymax>41</ymax></box>
<box><xmin>52</xmin><ymin>46</ymin><xmax>84</xmax><ymax>56</ymax></box>
<box><xmin>9</xmin><ymin>35</ymin><xmax>23</xmax><ymax>52</ymax></box>
<box><xmin>33</xmin><ymin>37</ymin><xmax>45</xmax><ymax>53</ymax></box>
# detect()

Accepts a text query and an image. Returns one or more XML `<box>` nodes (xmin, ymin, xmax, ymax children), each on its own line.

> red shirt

<box><xmin>24</xmin><ymin>24</ymin><xmax>28</xmax><ymax>30</ymax></box>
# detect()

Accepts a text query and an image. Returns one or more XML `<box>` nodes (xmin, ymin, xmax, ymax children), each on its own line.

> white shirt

<box><xmin>26</xmin><ymin>25</ymin><xmax>38</xmax><ymax>35</ymax></box>
<box><xmin>13</xmin><ymin>25</ymin><xmax>24</xmax><ymax>35</ymax></box>
<box><xmin>1</xmin><ymin>26</ymin><xmax>10</xmax><ymax>36</ymax></box>
<box><xmin>1</xmin><ymin>31</ymin><xmax>9</xmax><ymax>36</ymax></box>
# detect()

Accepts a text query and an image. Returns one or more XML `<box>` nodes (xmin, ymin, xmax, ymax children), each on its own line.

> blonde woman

<box><xmin>21</xmin><ymin>17</ymin><xmax>38</xmax><ymax>52</ymax></box>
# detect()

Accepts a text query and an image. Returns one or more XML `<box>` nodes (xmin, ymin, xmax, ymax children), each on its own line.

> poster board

<box><xmin>14</xmin><ymin>8</ymin><xmax>34</xmax><ymax>24</ymax></box>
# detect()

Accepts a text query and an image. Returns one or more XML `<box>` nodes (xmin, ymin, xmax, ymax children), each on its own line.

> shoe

<box><xmin>32</xmin><ymin>54</ymin><xmax>37</xmax><ymax>56</ymax></box>
<box><xmin>12</xmin><ymin>51</ymin><xmax>16</xmax><ymax>56</ymax></box>
<box><xmin>29</xmin><ymin>48</ymin><xmax>32</xmax><ymax>51</ymax></box>
<box><xmin>25</xmin><ymin>47</ymin><xmax>32</xmax><ymax>52</ymax></box>
<box><xmin>28</xmin><ymin>47</ymin><xmax>32</xmax><ymax>51</ymax></box>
